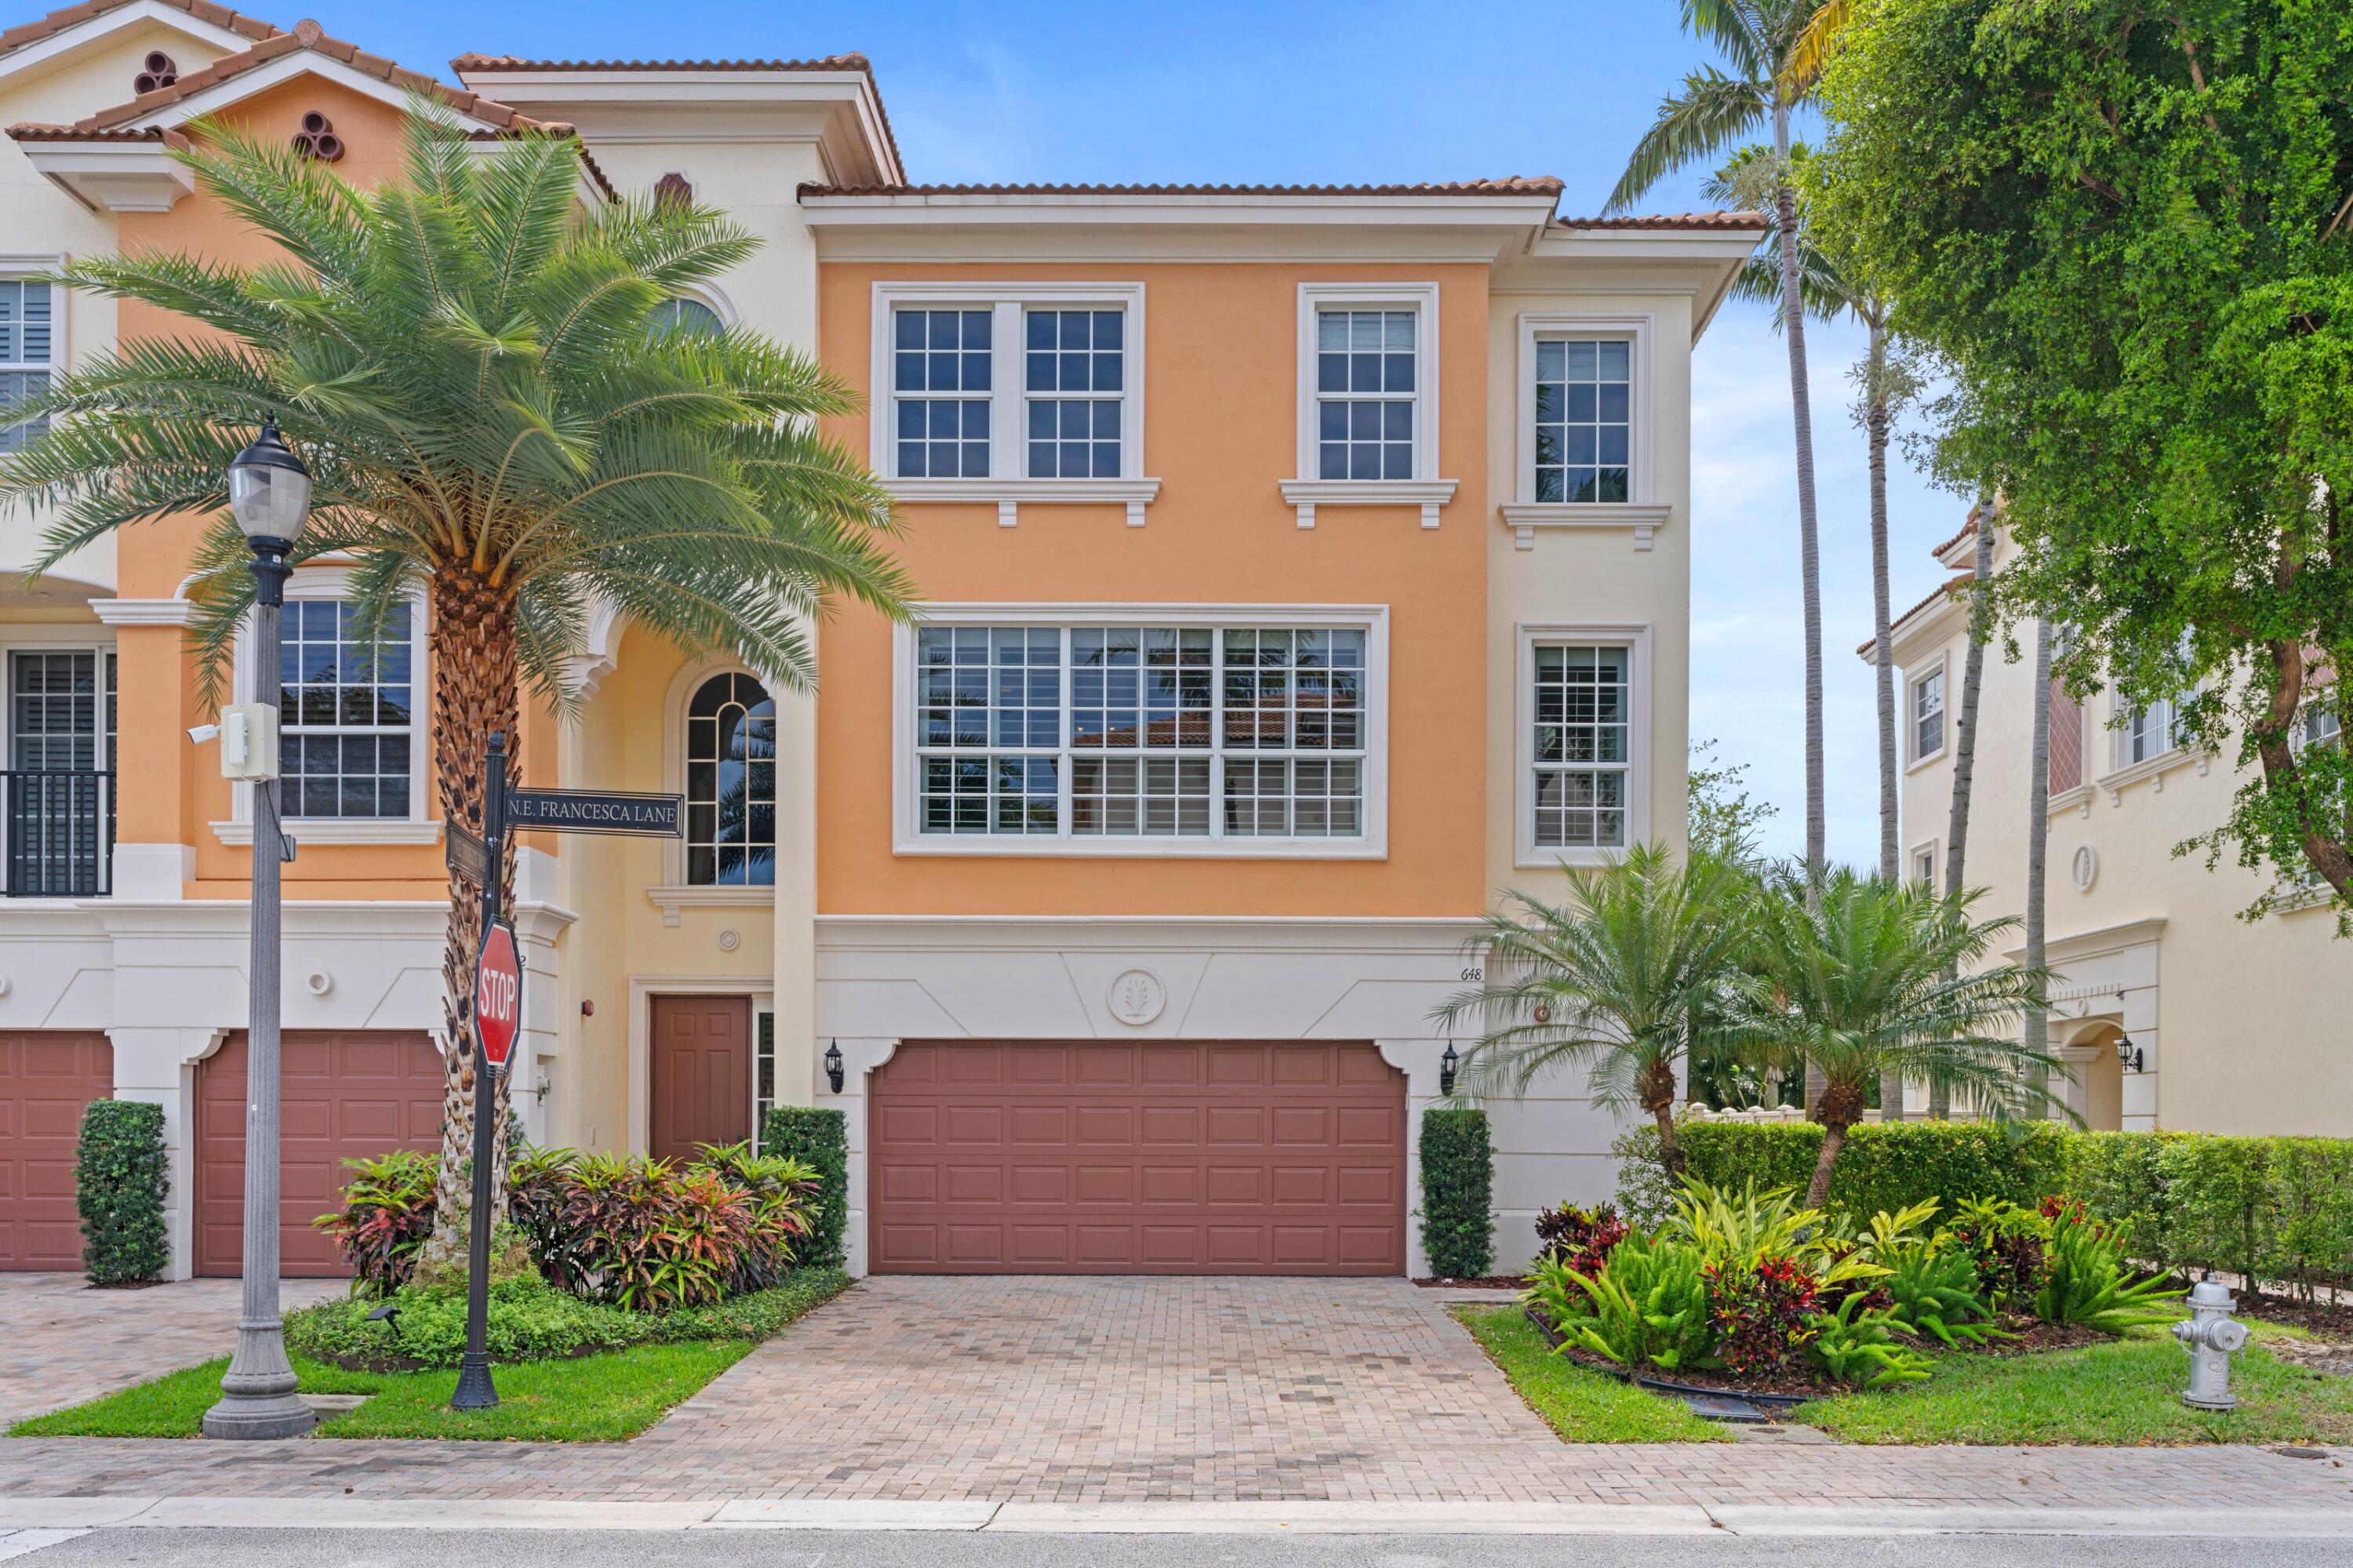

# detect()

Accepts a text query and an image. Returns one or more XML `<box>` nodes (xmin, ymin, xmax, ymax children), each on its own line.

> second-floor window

<box><xmin>0</xmin><ymin>279</ymin><xmax>52</xmax><ymax>455</ymax></box>
<box><xmin>1530</xmin><ymin>642</ymin><xmax>1631</xmax><ymax>850</ymax></box>
<box><xmin>1912</xmin><ymin>668</ymin><xmax>1945</xmax><ymax>759</ymax></box>
<box><xmin>1534</xmin><ymin>339</ymin><xmax>1631</xmax><ymax>503</ymax></box>
<box><xmin>1025</xmin><ymin>309</ymin><xmax>1123</xmax><ymax>478</ymax></box>
<box><xmin>280</xmin><ymin>599</ymin><xmax>411</xmax><ymax>819</ymax></box>
<box><xmin>1315</xmin><ymin>309</ymin><xmax>1416</xmax><ymax>480</ymax></box>
<box><xmin>886</xmin><ymin>296</ymin><xmax>1138</xmax><ymax>485</ymax></box>
<box><xmin>2117</xmin><ymin>697</ymin><xmax>2178</xmax><ymax>768</ymax></box>
<box><xmin>893</xmin><ymin>307</ymin><xmax>993</xmax><ymax>478</ymax></box>
<box><xmin>685</xmin><ymin>671</ymin><xmax>776</xmax><ymax>886</ymax></box>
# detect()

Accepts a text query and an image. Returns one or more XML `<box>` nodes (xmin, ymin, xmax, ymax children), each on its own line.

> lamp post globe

<box><xmin>202</xmin><ymin>417</ymin><xmax>317</xmax><ymax>1440</ymax></box>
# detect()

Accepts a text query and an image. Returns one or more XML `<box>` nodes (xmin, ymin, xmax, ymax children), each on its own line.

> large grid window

<box><xmin>686</xmin><ymin>671</ymin><xmax>776</xmax><ymax>886</ymax></box>
<box><xmin>1534</xmin><ymin>338</ymin><xmax>1631</xmax><ymax>503</ymax></box>
<box><xmin>1315</xmin><ymin>309</ymin><xmax>1416</xmax><ymax>480</ymax></box>
<box><xmin>1530</xmin><ymin>642</ymin><xmax>1631</xmax><ymax>849</ymax></box>
<box><xmin>0</xmin><ymin>280</ymin><xmax>52</xmax><ymax>456</ymax></box>
<box><xmin>915</xmin><ymin>622</ymin><xmax>1368</xmax><ymax>841</ymax></box>
<box><xmin>893</xmin><ymin>308</ymin><xmax>991</xmax><ymax>478</ymax></box>
<box><xmin>1025</xmin><ymin>309</ymin><xmax>1123</xmax><ymax>478</ymax></box>
<box><xmin>9</xmin><ymin>650</ymin><xmax>114</xmax><ymax>773</ymax></box>
<box><xmin>1913</xmin><ymin>668</ymin><xmax>1945</xmax><ymax>759</ymax></box>
<box><xmin>278</xmin><ymin>600</ymin><xmax>412</xmax><ymax>819</ymax></box>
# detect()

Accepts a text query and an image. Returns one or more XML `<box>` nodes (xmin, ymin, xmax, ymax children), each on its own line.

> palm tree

<box><xmin>1431</xmin><ymin>844</ymin><xmax>1755</xmax><ymax>1177</ymax></box>
<box><xmin>1</xmin><ymin>103</ymin><xmax>915</xmax><ymax>1261</ymax></box>
<box><xmin>2024</xmin><ymin>618</ymin><xmax>2053</xmax><ymax>1103</ymax></box>
<box><xmin>1933</xmin><ymin>501</ymin><xmax>1998</xmax><ymax>1116</ymax></box>
<box><xmin>1612</xmin><ymin>0</ymin><xmax>1831</xmax><ymax>883</ymax></box>
<box><xmin>1717</xmin><ymin>869</ymin><xmax>2065</xmax><ymax>1206</ymax></box>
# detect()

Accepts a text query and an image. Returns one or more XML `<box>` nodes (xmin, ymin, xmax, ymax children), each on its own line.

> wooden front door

<box><xmin>650</xmin><ymin>995</ymin><xmax>752</xmax><ymax>1162</ymax></box>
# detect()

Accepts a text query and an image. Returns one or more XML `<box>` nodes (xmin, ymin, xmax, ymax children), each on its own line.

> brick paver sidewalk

<box><xmin>2</xmin><ymin>1275</ymin><xmax>2349</xmax><ymax>1512</ymax></box>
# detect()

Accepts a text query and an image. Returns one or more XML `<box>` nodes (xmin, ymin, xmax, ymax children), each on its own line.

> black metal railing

<box><xmin>4</xmin><ymin>769</ymin><xmax>115</xmax><ymax>897</ymax></box>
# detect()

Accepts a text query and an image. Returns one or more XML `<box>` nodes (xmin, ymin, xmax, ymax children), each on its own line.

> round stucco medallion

<box><xmin>2071</xmin><ymin>844</ymin><xmax>2098</xmax><ymax>893</ymax></box>
<box><xmin>304</xmin><ymin>970</ymin><xmax>333</xmax><ymax>996</ymax></box>
<box><xmin>717</xmin><ymin>927</ymin><xmax>741</xmax><ymax>953</ymax></box>
<box><xmin>1107</xmin><ymin>968</ymin><xmax>1166</xmax><ymax>1027</ymax></box>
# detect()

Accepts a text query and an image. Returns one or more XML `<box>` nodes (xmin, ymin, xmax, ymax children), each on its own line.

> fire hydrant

<box><xmin>2171</xmin><ymin>1279</ymin><xmax>2249</xmax><ymax>1410</ymax></box>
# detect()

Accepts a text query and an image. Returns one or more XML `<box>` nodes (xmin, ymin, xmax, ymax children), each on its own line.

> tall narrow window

<box><xmin>280</xmin><ymin>600</ymin><xmax>411</xmax><ymax>819</ymax></box>
<box><xmin>6</xmin><ymin>649</ymin><xmax>113</xmax><ymax>897</ymax></box>
<box><xmin>1912</xmin><ymin>669</ymin><xmax>1945</xmax><ymax>759</ymax></box>
<box><xmin>1024</xmin><ymin>308</ymin><xmax>1123</xmax><ymax>478</ymax></box>
<box><xmin>752</xmin><ymin>1010</ymin><xmax>776</xmax><ymax>1147</ymax></box>
<box><xmin>0</xmin><ymin>280</ymin><xmax>52</xmax><ymax>455</ymax></box>
<box><xmin>2118</xmin><ymin>700</ymin><xmax>2175</xmax><ymax>767</ymax></box>
<box><xmin>892</xmin><ymin>307</ymin><xmax>991</xmax><ymax>478</ymax></box>
<box><xmin>1315</xmin><ymin>309</ymin><xmax>1415</xmax><ymax>480</ymax></box>
<box><xmin>686</xmin><ymin>671</ymin><xmax>776</xmax><ymax>885</ymax></box>
<box><xmin>1534</xmin><ymin>339</ymin><xmax>1631</xmax><ymax>502</ymax></box>
<box><xmin>1530</xmin><ymin>642</ymin><xmax>1631</xmax><ymax>849</ymax></box>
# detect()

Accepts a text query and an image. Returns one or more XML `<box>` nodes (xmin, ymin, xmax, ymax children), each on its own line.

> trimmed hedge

<box><xmin>1615</xmin><ymin>1119</ymin><xmax>2353</xmax><ymax>1297</ymax></box>
<box><xmin>1419</xmin><ymin>1108</ymin><xmax>1495</xmax><ymax>1279</ymax></box>
<box><xmin>76</xmin><ymin>1099</ymin><xmax>168</xmax><ymax>1286</ymax></box>
<box><xmin>1613</xmin><ymin>1119</ymin><xmax>2071</xmax><ymax>1231</ymax></box>
<box><xmin>762</xmin><ymin>1106</ymin><xmax>848</xmax><ymax>1270</ymax></box>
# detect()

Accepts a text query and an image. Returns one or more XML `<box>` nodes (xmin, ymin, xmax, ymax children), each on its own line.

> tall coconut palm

<box><xmin>0</xmin><ymin>103</ymin><xmax>915</xmax><ymax>1261</ymax></box>
<box><xmin>1612</xmin><ymin>0</ymin><xmax>1831</xmax><ymax>883</ymax></box>
<box><xmin>1932</xmin><ymin>503</ymin><xmax>1997</xmax><ymax>1115</ymax></box>
<box><xmin>2024</xmin><ymin>618</ymin><xmax>2053</xmax><ymax>1104</ymax></box>
<box><xmin>1431</xmin><ymin>843</ymin><xmax>1755</xmax><ymax>1177</ymax></box>
<box><xmin>1717</xmin><ymin>869</ymin><xmax>2064</xmax><ymax>1206</ymax></box>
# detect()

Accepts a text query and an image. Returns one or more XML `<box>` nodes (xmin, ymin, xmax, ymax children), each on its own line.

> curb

<box><xmin>6</xmin><ymin>1497</ymin><xmax>2353</xmax><ymax>1537</ymax></box>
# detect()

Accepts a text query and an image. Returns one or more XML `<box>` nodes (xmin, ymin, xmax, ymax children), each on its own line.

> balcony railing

<box><xmin>5</xmin><ymin>769</ymin><xmax>115</xmax><ymax>897</ymax></box>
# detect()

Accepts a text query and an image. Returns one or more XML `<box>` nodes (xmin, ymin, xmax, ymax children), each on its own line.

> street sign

<box><xmin>475</xmin><ymin>921</ymin><xmax>522</xmax><ymax>1073</ymax></box>
<box><xmin>446</xmin><ymin>823</ymin><xmax>489</xmax><ymax>888</ymax></box>
<box><xmin>504</xmin><ymin>787</ymin><xmax>682</xmax><ymax>837</ymax></box>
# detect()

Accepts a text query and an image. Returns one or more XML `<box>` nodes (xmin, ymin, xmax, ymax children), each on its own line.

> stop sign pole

<box><xmin>452</xmin><ymin>732</ymin><xmax>519</xmax><ymax>1413</ymax></box>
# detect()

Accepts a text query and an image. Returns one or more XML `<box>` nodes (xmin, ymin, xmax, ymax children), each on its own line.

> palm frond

<box><xmin>1607</xmin><ymin>68</ymin><xmax>1769</xmax><ymax>213</ymax></box>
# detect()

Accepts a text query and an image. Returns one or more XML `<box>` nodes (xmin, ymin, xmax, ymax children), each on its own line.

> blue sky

<box><xmin>151</xmin><ymin>0</ymin><xmax>1966</xmax><ymax>868</ymax></box>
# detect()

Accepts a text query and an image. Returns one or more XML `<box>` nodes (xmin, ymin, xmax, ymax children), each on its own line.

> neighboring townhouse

<box><xmin>0</xmin><ymin>0</ymin><xmax>1761</xmax><ymax>1278</ymax></box>
<box><xmin>1869</xmin><ymin>515</ymin><xmax>2351</xmax><ymax>1137</ymax></box>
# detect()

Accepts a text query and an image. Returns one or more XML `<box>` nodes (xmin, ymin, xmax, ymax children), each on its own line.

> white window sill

<box><xmin>2096</xmin><ymin>748</ymin><xmax>2209</xmax><ymax>802</ymax></box>
<box><xmin>1278</xmin><ymin>479</ymin><xmax>1457</xmax><ymax>531</ymax></box>
<box><xmin>1497</xmin><ymin>501</ymin><xmax>1673</xmax><ymax>552</ymax></box>
<box><xmin>2048</xmin><ymin>784</ymin><xmax>2093</xmax><ymax>817</ymax></box>
<box><xmin>884</xmin><ymin>477</ymin><xmax>1162</xmax><ymax>528</ymax></box>
<box><xmin>895</xmin><ymin>835</ymin><xmax>1385</xmax><ymax>861</ymax></box>
<box><xmin>646</xmin><ymin>883</ymin><xmax>776</xmax><ymax>928</ymax></box>
<box><xmin>1516</xmin><ymin>846</ymin><xmax>1631</xmax><ymax>870</ymax></box>
<box><xmin>211</xmin><ymin>818</ymin><xmax>444</xmax><ymax>847</ymax></box>
<box><xmin>1904</xmin><ymin>746</ymin><xmax>1947</xmax><ymax>775</ymax></box>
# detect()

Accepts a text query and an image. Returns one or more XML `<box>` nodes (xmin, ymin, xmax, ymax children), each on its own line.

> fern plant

<box><xmin>2035</xmin><ymin>1204</ymin><xmax>2184</xmax><ymax>1334</ymax></box>
<box><xmin>1807</xmin><ymin>1292</ymin><xmax>1933</xmax><ymax>1388</ymax></box>
<box><xmin>1526</xmin><ymin>1234</ymin><xmax>1717</xmax><ymax>1373</ymax></box>
<box><xmin>1879</xmin><ymin>1241</ymin><xmax>2009</xmax><ymax>1348</ymax></box>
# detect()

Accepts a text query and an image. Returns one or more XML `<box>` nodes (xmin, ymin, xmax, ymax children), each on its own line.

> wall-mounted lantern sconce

<box><xmin>2116</xmin><ymin>1033</ymin><xmax>2144</xmax><ymax>1074</ymax></box>
<box><xmin>1439</xmin><ymin>1040</ymin><xmax>1459</xmax><ymax>1097</ymax></box>
<box><xmin>824</xmin><ymin>1039</ymin><xmax>845</xmax><ymax>1094</ymax></box>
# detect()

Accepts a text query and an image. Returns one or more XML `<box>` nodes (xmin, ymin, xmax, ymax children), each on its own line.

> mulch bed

<box><xmin>1415</xmin><ymin>1276</ymin><xmax>1531</xmax><ymax>1290</ymax></box>
<box><xmin>2234</xmin><ymin>1293</ymin><xmax>2353</xmax><ymax>1341</ymax></box>
<box><xmin>1963</xmin><ymin>1316</ymin><xmax>2113</xmax><ymax>1357</ymax></box>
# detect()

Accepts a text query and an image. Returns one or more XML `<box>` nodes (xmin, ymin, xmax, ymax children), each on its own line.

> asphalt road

<box><xmin>15</xmin><ymin>1530</ymin><xmax>2353</xmax><ymax>1568</ymax></box>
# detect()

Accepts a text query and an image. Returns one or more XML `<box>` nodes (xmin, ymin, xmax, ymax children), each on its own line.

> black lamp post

<box><xmin>824</xmin><ymin>1039</ymin><xmax>845</xmax><ymax>1094</ymax></box>
<box><xmin>1439</xmin><ymin>1041</ymin><xmax>1459</xmax><ymax>1097</ymax></box>
<box><xmin>202</xmin><ymin>420</ymin><xmax>315</xmax><ymax>1440</ymax></box>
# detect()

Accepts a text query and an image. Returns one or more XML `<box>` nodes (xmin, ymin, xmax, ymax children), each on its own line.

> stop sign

<box><xmin>475</xmin><ymin>922</ymin><xmax>522</xmax><ymax>1071</ymax></box>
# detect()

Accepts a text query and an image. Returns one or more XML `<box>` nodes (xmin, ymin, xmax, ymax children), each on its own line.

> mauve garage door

<box><xmin>195</xmin><ymin>1030</ymin><xmax>445</xmax><ymax>1277</ymax></box>
<box><xmin>0</xmin><ymin>1033</ymin><xmax>114</xmax><ymax>1270</ymax></box>
<box><xmin>869</xmin><ymin>1041</ymin><xmax>1406</xmax><ymax>1275</ymax></box>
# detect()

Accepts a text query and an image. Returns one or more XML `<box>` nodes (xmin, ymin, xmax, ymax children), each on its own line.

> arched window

<box><xmin>649</xmin><ymin>297</ymin><xmax>723</xmax><ymax>336</ymax></box>
<box><xmin>686</xmin><ymin>671</ymin><xmax>775</xmax><ymax>886</ymax></box>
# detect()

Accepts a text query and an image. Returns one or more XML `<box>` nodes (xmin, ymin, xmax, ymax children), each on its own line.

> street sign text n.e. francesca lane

<box><xmin>503</xmin><ymin>787</ymin><xmax>682</xmax><ymax>837</ymax></box>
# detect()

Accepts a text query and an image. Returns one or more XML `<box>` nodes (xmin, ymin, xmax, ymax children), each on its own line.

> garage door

<box><xmin>870</xmin><ymin>1041</ymin><xmax>1405</xmax><ymax>1275</ymax></box>
<box><xmin>195</xmin><ymin>1031</ymin><xmax>445</xmax><ymax>1277</ymax></box>
<box><xmin>0</xmin><ymin>1032</ymin><xmax>113</xmax><ymax>1271</ymax></box>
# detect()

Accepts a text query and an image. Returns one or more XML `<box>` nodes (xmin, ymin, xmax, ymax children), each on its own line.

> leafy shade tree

<box><xmin>1688</xmin><ymin>736</ymin><xmax>1780</xmax><ymax>868</ymax></box>
<box><xmin>1433</xmin><ymin>844</ymin><xmax>1754</xmax><ymax>1176</ymax></box>
<box><xmin>0</xmin><ymin>105</ymin><xmax>914</xmax><ymax>1260</ymax></box>
<box><xmin>1718</xmin><ymin>870</ymin><xmax>2064</xmax><ymax>1206</ymax></box>
<box><xmin>1812</xmin><ymin>0</ymin><xmax>2353</xmax><ymax>926</ymax></box>
<box><xmin>1612</xmin><ymin>0</ymin><xmax>1829</xmax><ymax>882</ymax></box>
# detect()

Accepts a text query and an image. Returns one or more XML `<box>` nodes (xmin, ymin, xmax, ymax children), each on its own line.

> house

<box><xmin>0</xmin><ymin>0</ymin><xmax>1762</xmax><ymax>1277</ymax></box>
<box><xmin>1868</xmin><ymin>515</ymin><xmax>2351</xmax><ymax>1136</ymax></box>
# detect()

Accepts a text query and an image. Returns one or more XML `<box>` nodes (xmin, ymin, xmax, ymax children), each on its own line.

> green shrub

<box><xmin>1945</xmin><ymin>1195</ymin><xmax>2050</xmax><ymax>1311</ymax></box>
<box><xmin>1807</xmin><ymin>1293</ymin><xmax>1931</xmax><ymax>1389</ymax></box>
<box><xmin>761</xmin><ymin>1108</ymin><xmax>848</xmax><ymax>1270</ymax></box>
<box><xmin>1613</xmin><ymin>1119</ymin><xmax>2071</xmax><ymax>1228</ymax></box>
<box><xmin>507</xmin><ymin>1151</ymin><xmax>758</xmax><ymax>1312</ymax></box>
<box><xmin>1417</xmin><ymin>1108</ymin><xmax>1494</xmax><ymax>1279</ymax></box>
<box><xmin>311</xmin><ymin>1149</ymin><xmax>436</xmax><ymax>1295</ymax></box>
<box><xmin>1529</xmin><ymin>1233</ymin><xmax>1715</xmax><ymax>1373</ymax></box>
<box><xmin>2033</xmin><ymin>1198</ymin><xmax>2183</xmax><ymax>1333</ymax></box>
<box><xmin>75</xmin><ymin>1099</ymin><xmax>166</xmax><ymax>1286</ymax></box>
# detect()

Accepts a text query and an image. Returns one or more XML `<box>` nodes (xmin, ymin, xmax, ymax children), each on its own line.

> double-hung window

<box><xmin>2117</xmin><ymin>697</ymin><xmax>2177</xmax><ymax>768</ymax></box>
<box><xmin>907</xmin><ymin>613</ymin><xmax>1378</xmax><ymax>851</ymax></box>
<box><xmin>892</xmin><ymin>307</ymin><xmax>993</xmax><ymax>478</ymax></box>
<box><xmin>1533</xmin><ymin>338</ymin><xmax>1631</xmax><ymax>503</ymax></box>
<box><xmin>1024</xmin><ymin>309</ymin><xmax>1122</xmax><ymax>478</ymax></box>
<box><xmin>1529</xmin><ymin>642</ymin><xmax>1632</xmax><ymax>850</ymax></box>
<box><xmin>279</xmin><ymin>599</ymin><xmax>413</xmax><ymax>820</ymax></box>
<box><xmin>1912</xmin><ymin>668</ymin><xmax>1946</xmax><ymax>760</ymax></box>
<box><xmin>1315</xmin><ymin>309</ymin><xmax>1417</xmax><ymax>480</ymax></box>
<box><xmin>0</xmin><ymin>279</ymin><xmax>52</xmax><ymax>455</ymax></box>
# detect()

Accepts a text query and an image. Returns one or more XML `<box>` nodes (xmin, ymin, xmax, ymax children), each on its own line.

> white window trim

<box><xmin>0</xmin><ymin>626</ymin><xmax>115</xmax><ymax>773</ymax></box>
<box><xmin>2097</xmin><ymin>687</ymin><xmax>2206</xmax><ymax>802</ymax></box>
<box><xmin>213</xmin><ymin>567</ymin><xmax>435</xmax><ymax>846</ymax></box>
<box><xmin>868</xmin><ymin>281</ymin><xmax>1159</xmax><ymax>526</ymax></box>
<box><xmin>1282</xmin><ymin>282</ymin><xmax>1456</xmax><ymax>529</ymax></box>
<box><xmin>1905</xmin><ymin>656</ymin><xmax>1949</xmax><ymax>773</ymax></box>
<box><xmin>1910</xmin><ymin>839</ymin><xmax>1940</xmax><ymax>889</ymax></box>
<box><xmin>646</xmin><ymin>654</ymin><xmax>781</xmax><ymax>923</ymax></box>
<box><xmin>0</xmin><ymin>260</ymin><xmax>64</xmax><ymax>452</ymax></box>
<box><xmin>891</xmin><ymin>602</ymin><xmax>1389</xmax><ymax>860</ymax></box>
<box><xmin>1514</xmin><ymin>621</ymin><xmax>1653</xmax><ymax>868</ymax></box>
<box><xmin>1498</xmin><ymin>311</ymin><xmax>1670</xmax><ymax>551</ymax></box>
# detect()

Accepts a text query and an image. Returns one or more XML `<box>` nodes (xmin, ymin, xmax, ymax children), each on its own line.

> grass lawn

<box><xmin>1791</xmin><ymin>1325</ymin><xmax>2353</xmax><ymax>1446</ymax></box>
<box><xmin>1453</xmin><ymin>1304</ymin><xmax>1729</xmax><ymax>1442</ymax></box>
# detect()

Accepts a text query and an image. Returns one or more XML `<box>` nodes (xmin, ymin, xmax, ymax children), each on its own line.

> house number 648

<box><xmin>1460</xmin><ymin>966</ymin><xmax>1484</xmax><ymax>982</ymax></box>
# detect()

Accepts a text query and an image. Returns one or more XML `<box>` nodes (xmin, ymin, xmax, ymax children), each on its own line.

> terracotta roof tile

<box><xmin>1856</xmin><ymin>575</ymin><xmax>1970</xmax><ymax>657</ymax></box>
<box><xmin>797</xmin><ymin>176</ymin><xmax>1569</xmax><ymax>199</ymax></box>
<box><xmin>1553</xmin><ymin>211</ymin><xmax>1767</xmax><ymax>231</ymax></box>
<box><xmin>12</xmin><ymin>117</ymin><xmax>614</xmax><ymax>201</ymax></box>
<box><xmin>1</xmin><ymin>0</ymin><xmax>279</xmax><ymax>56</ymax></box>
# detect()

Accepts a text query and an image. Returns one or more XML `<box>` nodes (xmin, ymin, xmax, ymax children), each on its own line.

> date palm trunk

<box><xmin>1806</xmin><ymin>1079</ymin><xmax>1867</xmax><ymax>1209</ymax></box>
<box><xmin>1867</xmin><ymin>315</ymin><xmax>1903</xmax><ymax>1124</ymax></box>
<box><xmin>1932</xmin><ymin>504</ymin><xmax>1997</xmax><ymax>1119</ymax></box>
<box><xmin>419</xmin><ymin>566</ymin><xmax>521</xmax><ymax>1269</ymax></box>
